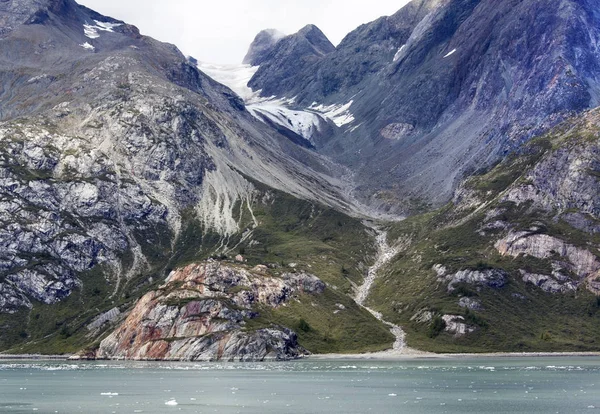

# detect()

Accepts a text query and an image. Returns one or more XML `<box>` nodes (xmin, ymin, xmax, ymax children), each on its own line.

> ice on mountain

<box><xmin>94</xmin><ymin>21</ymin><xmax>122</xmax><ymax>32</ymax></box>
<box><xmin>80</xmin><ymin>42</ymin><xmax>95</xmax><ymax>51</ymax></box>
<box><xmin>196</xmin><ymin>62</ymin><xmax>260</xmax><ymax>102</ymax></box>
<box><xmin>84</xmin><ymin>21</ymin><xmax>122</xmax><ymax>39</ymax></box>
<box><xmin>443</xmin><ymin>48</ymin><xmax>457</xmax><ymax>58</ymax></box>
<box><xmin>248</xmin><ymin>104</ymin><xmax>324</xmax><ymax>141</ymax></box>
<box><xmin>309</xmin><ymin>101</ymin><xmax>355</xmax><ymax>127</ymax></box>
<box><xmin>84</xmin><ymin>25</ymin><xmax>99</xmax><ymax>39</ymax></box>
<box><xmin>393</xmin><ymin>45</ymin><xmax>406</xmax><ymax>62</ymax></box>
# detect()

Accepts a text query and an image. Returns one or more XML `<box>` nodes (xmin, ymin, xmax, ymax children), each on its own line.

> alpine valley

<box><xmin>2</xmin><ymin>0</ymin><xmax>600</xmax><ymax>360</ymax></box>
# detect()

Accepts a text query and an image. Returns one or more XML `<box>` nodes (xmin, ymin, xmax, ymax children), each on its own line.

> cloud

<box><xmin>78</xmin><ymin>0</ymin><xmax>410</xmax><ymax>64</ymax></box>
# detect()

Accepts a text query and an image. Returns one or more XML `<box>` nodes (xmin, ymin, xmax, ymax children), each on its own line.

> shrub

<box><xmin>428</xmin><ymin>316</ymin><xmax>446</xmax><ymax>338</ymax></box>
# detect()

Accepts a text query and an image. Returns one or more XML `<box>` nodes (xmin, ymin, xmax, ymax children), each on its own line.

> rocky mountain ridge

<box><xmin>246</xmin><ymin>0</ymin><xmax>600</xmax><ymax>213</ymax></box>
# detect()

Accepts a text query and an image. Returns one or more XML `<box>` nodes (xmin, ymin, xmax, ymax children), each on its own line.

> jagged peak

<box><xmin>294</xmin><ymin>24</ymin><xmax>335</xmax><ymax>56</ymax></box>
<box><xmin>243</xmin><ymin>28</ymin><xmax>286</xmax><ymax>65</ymax></box>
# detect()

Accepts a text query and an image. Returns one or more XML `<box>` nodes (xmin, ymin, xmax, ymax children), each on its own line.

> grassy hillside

<box><xmin>368</xmin><ymin>111</ymin><xmax>600</xmax><ymax>353</ymax></box>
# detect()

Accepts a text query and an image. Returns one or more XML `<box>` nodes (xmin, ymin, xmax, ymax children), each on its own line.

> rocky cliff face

<box><xmin>246</xmin><ymin>0</ymin><xmax>600</xmax><ymax>213</ymax></box>
<box><xmin>97</xmin><ymin>260</ymin><xmax>325</xmax><ymax>361</ymax></box>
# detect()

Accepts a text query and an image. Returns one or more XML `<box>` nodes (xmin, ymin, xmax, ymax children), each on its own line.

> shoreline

<box><xmin>307</xmin><ymin>351</ymin><xmax>600</xmax><ymax>360</ymax></box>
<box><xmin>1</xmin><ymin>351</ymin><xmax>599</xmax><ymax>362</ymax></box>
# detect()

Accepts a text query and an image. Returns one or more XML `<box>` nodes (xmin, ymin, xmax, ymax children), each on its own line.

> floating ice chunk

<box><xmin>389</xmin><ymin>394</ymin><xmax>397</xmax><ymax>397</ymax></box>
<box><xmin>165</xmin><ymin>400</ymin><xmax>178</xmax><ymax>406</ymax></box>
<box><xmin>443</xmin><ymin>49</ymin><xmax>457</xmax><ymax>58</ymax></box>
<box><xmin>80</xmin><ymin>42</ymin><xmax>95</xmax><ymax>51</ymax></box>
<box><xmin>100</xmin><ymin>392</ymin><xmax>119</xmax><ymax>396</ymax></box>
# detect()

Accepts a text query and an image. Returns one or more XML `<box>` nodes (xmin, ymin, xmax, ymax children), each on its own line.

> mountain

<box><xmin>242</xmin><ymin>28</ymin><xmax>285</xmax><ymax>66</ymax></box>
<box><xmin>3</xmin><ymin>0</ymin><xmax>600</xmax><ymax>358</ymax></box>
<box><xmin>367</xmin><ymin>108</ymin><xmax>600</xmax><ymax>352</ymax></box>
<box><xmin>0</xmin><ymin>0</ymin><xmax>393</xmax><ymax>357</ymax></box>
<box><xmin>247</xmin><ymin>0</ymin><xmax>600</xmax><ymax>214</ymax></box>
<box><xmin>248</xmin><ymin>24</ymin><xmax>336</xmax><ymax>99</ymax></box>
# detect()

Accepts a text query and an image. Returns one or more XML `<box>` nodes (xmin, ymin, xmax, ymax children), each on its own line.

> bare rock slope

<box><xmin>98</xmin><ymin>261</ymin><xmax>325</xmax><ymax>361</ymax></box>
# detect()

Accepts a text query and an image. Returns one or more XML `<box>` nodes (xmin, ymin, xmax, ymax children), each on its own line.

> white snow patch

<box><xmin>80</xmin><ymin>42</ymin><xmax>95</xmax><ymax>51</ymax></box>
<box><xmin>248</xmin><ymin>104</ymin><xmax>324</xmax><ymax>141</ymax></box>
<box><xmin>84</xmin><ymin>21</ymin><xmax>122</xmax><ymax>39</ymax></box>
<box><xmin>83</xmin><ymin>25</ymin><xmax>99</xmax><ymax>39</ymax></box>
<box><xmin>309</xmin><ymin>101</ymin><xmax>355</xmax><ymax>127</ymax></box>
<box><xmin>94</xmin><ymin>21</ymin><xmax>122</xmax><ymax>31</ymax></box>
<box><xmin>393</xmin><ymin>45</ymin><xmax>406</xmax><ymax>62</ymax></box>
<box><xmin>443</xmin><ymin>48</ymin><xmax>457</xmax><ymax>58</ymax></box>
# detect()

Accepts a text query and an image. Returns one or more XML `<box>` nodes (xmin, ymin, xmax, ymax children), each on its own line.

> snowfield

<box><xmin>195</xmin><ymin>62</ymin><xmax>356</xmax><ymax>141</ymax></box>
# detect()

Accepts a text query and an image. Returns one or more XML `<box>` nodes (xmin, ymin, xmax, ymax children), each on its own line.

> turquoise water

<box><xmin>0</xmin><ymin>357</ymin><xmax>599</xmax><ymax>413</ymax></box>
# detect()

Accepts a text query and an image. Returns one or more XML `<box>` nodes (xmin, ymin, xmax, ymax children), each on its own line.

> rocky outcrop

<box><xmin>519</xmin><ymin>270</ymin><xmax>577</xmax><ymax>294</ymax></box>
<box><xmin>434</xmin><ymin>264</ymin><xmax>507</xmax><ymax>293</ymax></box>
<box><xmin>96</xmin><ymin>261</ymin><xmax>325</xmax><ymax>361</ymax></box>
<box><xmin>442</xmin><ymin>315</ymin><xmax>476</xmax><ymax>337</ymax></box>
<box><xmin>496</xmin><ymin>231</ymin><xmax>600</xmax><ymax>293</ymax></box>
<box><xmin>248</xmin><ymin>24</ymin><xmax>336</xmax><ymax>98</ymax></box>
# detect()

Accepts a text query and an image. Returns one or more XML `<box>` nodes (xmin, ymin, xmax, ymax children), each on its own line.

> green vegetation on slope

<box><xmin>369</xmin><ymin>121</ymin><xmax>600</xmax><ymax>353</ymax></box>
<box><xmin>3</xmin><ymin>181</ymin><xmax>393</xmax><ymax>355</ymax></box>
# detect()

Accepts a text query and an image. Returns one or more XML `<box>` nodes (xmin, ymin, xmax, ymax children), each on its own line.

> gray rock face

<box><xmin>496</xmin><ymin>231</ymin><xmax>600</xmax><ymax>293</ymax></box>
<box><xmin>442</xmin><ymin>314</ymin><xmax>476</xmax><ymax>337</ymax></box>
<box><xmin>246</xmin><ymin>0</ymin><xmax>600</xmax><ymax>212</ymax></box>
<box><xmin>248</xmin><ymin>24</ymin><xmax>336</xmax><ymax>99</ymax></box>
<box><xmin>0</xmin><ymin>0</ymin><xmax>357</xmax><ymax>315</ymax></box>
<box><xmin>97</xmin><ymin>261</ymin><xmax>325</xmax><ymax>361</ymax></box>
<box><xmin>434</xmin><ymin>264</ymin><xmax>507</xmax><ymax>293</ymax></box>
<box><xmin>242</xmin><ymin>29</ymin><xmax>285</xmax><ymax>66</ymax></box>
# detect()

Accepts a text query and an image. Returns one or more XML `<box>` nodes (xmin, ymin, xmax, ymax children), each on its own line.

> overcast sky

<box><xmin>78</xmin><ymin>0</ymin><xmax>411</xmax><ymax>64</ymax></box>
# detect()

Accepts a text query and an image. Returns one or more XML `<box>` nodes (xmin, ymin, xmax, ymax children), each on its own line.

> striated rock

<box><xmin>87</xmin><ymin>307</ymin><xmax>121</xmax><ymax>331</ymax></box>
<box><xmin>519</xmin><ymin>270</ymin><xmax>577</xmax><ymax>294</ymax></box>
<box><xmin>96</xmin><ymin>261</ymin><xmax>325</xmax><ymax>361</ymax></box>
<box><xmin>496</xmin><ymin>231</ymin><xmax>600</xmax><ymax>293</ymax></box>
<box><xmin>410</xmin><ymin>309</ymin><xmax>434</xmax><ymax>324</ymax></box>
<box><xmin>434</xmin><ymin>265</ymin><xmax>507</xmax><ymax>293</ymax></box>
